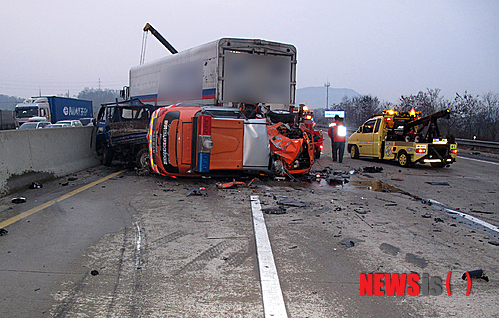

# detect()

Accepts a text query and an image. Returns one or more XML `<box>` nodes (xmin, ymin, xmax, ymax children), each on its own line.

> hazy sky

<box><xmin>1</xmin><ymin>0</ymin><xmax>498</xmax><ymax>103</ymax></box>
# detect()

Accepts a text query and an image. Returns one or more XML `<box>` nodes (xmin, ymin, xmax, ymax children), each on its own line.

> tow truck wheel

<box><xmin>398</xmin><ymin>151</ymin><xmax>413</xmax><ymax>167</ymax></box>
<box><xmin>102</xmin><ymin>146</ymin><xmax>113</xmax><ymax>166</ymax></box>
<box><xmin>430</xmin><ymin>162</ymin><xmax>446</xmax><ymax>168</ymax></box>
<box><xmin>136</xmin><ymin>148</ymin><xmax>151</xmax><ymax>171</ymax></box>
<box><xmin>350</xmin><ymin>145</ymin><xmax>359</xmax><ymax>159</ymax></box>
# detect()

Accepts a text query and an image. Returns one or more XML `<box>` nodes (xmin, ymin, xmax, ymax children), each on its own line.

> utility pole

<box><xmin>324</xmin><ymin>79</ymin><xmax>330</xmax><ymax>110</ymax></box>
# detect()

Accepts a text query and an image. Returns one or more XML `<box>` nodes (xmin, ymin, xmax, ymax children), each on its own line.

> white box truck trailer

<box><xmin>129</xmin><ymin>38</ymin><xmax>297</xmax><ymax>109</ymax></box>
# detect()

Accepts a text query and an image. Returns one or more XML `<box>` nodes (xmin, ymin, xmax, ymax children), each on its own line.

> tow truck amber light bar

<box><xmin>197</xmin><ymin>115</ymin><xmax>213</xmax><ymax>173</ymax></box>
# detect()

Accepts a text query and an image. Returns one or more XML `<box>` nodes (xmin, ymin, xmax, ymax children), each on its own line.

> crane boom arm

<box><xmin>405</xmin><ymin>109</ymin><xmax>450</xmax><ymax>129</ymax></box>
<box><xmin>143</xmin><ymin>23</ymin><xmax>178</xmax><ymax>54</ymax></box>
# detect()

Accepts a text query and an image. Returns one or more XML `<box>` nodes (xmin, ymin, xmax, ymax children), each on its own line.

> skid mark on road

<box><xmin>148</xmin><ymin>230</ymin><xmax>188</xmax><ymax>249</ymax></box>
<box><xmin>174</xmin><ymin>240</ymin><xmax>230</xmax><ymax>275</ymax></box>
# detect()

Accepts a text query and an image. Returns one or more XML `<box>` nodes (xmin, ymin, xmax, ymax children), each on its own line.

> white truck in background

<box><xmin>127</xmin><ymin>37</ymin><xmax>297</xmax><ymax>110</ymax></box>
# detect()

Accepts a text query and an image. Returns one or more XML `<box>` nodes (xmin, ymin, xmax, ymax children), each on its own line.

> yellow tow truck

<box><xmin>347</xmin><ymin>109</ymin><xmax>458</xmax><ymax>168</ymax></box>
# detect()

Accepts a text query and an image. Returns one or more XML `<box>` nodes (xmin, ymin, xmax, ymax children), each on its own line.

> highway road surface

<box><xmin>1</xmin><ymin>139</ymin><xmax>498</xmax><ymax>317</ymax></box>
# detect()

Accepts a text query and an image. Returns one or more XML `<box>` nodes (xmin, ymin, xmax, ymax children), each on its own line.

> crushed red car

<box><xmin>147</xmin><ymin>104</ymin><xmax>314</xmax><ymax>177</ymax></box>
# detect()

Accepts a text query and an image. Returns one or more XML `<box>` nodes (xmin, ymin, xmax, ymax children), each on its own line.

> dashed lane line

<box><xmin>250</xmin><ymin>195</ymin><xmax>288</xmax><ymax>318</ymax></box>
<box><xmin>458</xmin><ymin>156</ymin><xmax>499</xmax><ymax>166</ymax></box>
<box><xmin>0</xmin><ymin>170</ymin><xmax>127</xmax><ymax>229</ymax></box>
<box><xmin>428</xmin><ymin>199</ymin><xmax>499</xmax><ymax>235</ymax></box>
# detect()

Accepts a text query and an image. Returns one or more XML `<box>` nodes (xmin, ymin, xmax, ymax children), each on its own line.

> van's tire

<box><xmin>268</xmin><ymin>109</ymin><xmax>294</xmax><ymax>124</ymax></box>
<box><xmin>350</xmin><ymin>145</ymin><xmax>359</xmax><ymax>159</ymax></box>
<box><xmin>398</xmin><ymin>151</ymin><xmax>413</xmax><ymax>167</ymax></box>
<box><xmin>102</xmin><ymin>146</ymin><xmax>113</xmax><ymax>166</ymax></box>
<box><xmin>136</xmin><ymin>148</ymin><xmax>151</xmax><ymax>171</ymax></box>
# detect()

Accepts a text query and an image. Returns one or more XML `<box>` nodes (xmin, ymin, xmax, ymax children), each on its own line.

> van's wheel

<box><xmin>136</xmin><ymin>148</ymin><xmax>151</xmax><ymax>171</ymax></box>
<box><xmin>398</xmin><ymin>151</ymin><xmax>413</xmax><ymax>167</ymax></box>
<box><xmin>102</xmin><ymin>146</ymin><xmax>113</xmax><ymax>166</ymax></box>
<box><xmin>350</xmin><ymin>145</ymin><xmax>359</xmax><ymax>159</ymax></box>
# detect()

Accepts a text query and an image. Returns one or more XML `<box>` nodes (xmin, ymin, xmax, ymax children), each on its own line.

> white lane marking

<box><xmin>250</xmin><ymin>195</ymin><xmax>288</xmax><ymax>318</ymax></box>
<box><xmin>429</xmin><ymin>199</ymin><xmax>499</xmax><ymax>234</ymax></box>
<box><xmin>458</xmin><ymin>156</ymin><xmax>499</xmax><ymax>166</ymax></box>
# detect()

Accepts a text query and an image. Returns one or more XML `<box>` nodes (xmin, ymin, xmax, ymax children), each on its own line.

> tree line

<box><xmin>315</xmin><ymin>88</ymin><xmax>499</xmax><ymax>142</ymax></box>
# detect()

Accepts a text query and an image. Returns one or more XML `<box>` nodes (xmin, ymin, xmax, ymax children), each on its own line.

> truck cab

<box><xmin>96</xmin><ymin>98</ymin><xmax>155</xmax><ymax>168</ymax></box>
<box><xmin>348</xmin><ymin>109</ymin><xmax>457</xmax><ymax>167</ymax></box>
<box><xmin>14</xmin><ymin>97</ymin><xmax>50</xmax><ymax>127</ymax></box>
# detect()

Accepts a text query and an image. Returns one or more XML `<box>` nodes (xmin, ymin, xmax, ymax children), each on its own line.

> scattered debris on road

<box><xmin>340</xmin><ymin>238</ymin><xmax>365</xmax><ymax>248</ymax></box>
<box><xmin>0</xmin><ymin>228</ymin><xmax>8</xmax><ymax>236</ymax></box>
<box><xmin>379</xmin><ymin>243</ymin><xmax>401</xmax><ymax>256</ymax></box>
<box><xmin>426</xmin><ymin>182</ymin><xmax>450</xmax><ymax>186</ymax></box>
<box><xmin>262</xmin><ymin>207</ymin><xmax>287</xmax><ymax>215</ymax></box>
<box><xmin>278</xmin><ymin>199</ymin><xmax>307</xmax><ymax>207</ymax></box>
<box><xmin>29</xmin><ymin>182</ymin><xmax>43</xmax><ymax>189</ymax></box>
<box><xmin>405</xmin><ymin>253</ymin><xmax>428</xmax><ymax>268</ymax></box>
<box><xmin>462</xmin><ymin>269</ymin><xmax>489</xmax><ymax>282</ymax></box>
<box><xmin>186</xmin><ymin>187</ymin><xmax>207</xmax><ymax>197</ymax></box>
<box><xmin>488</xmin><ymin>241</ymin><xmax>499</xmax><ymax>246</ymax></box>
<box><xmin>216</xmin><ymin>179</ymin><xmax>246</xmax><ymax>189</ymax></box>
<box><xmin>363</xmin><ymin>166</ymin><xmax>384</xmax><ymax>173</ymax></box>
<box><xmin>354</xmin><ymin>208</ymin><xmax>369</xmax><ymax>214</ymax></box>
<box><xmin>90</xmin><ymin>270</ymin><xmax>100</xmax><ymax>276</ymax></box>
<box><xmin>421</xmin><ymin>213</ymin><xmax>432</xmax><ymax>218</ymax></box>
<box><xmin>11</xmin><ymin>197</ymin><xmax>26</xmax><ymax>204</ymax></box>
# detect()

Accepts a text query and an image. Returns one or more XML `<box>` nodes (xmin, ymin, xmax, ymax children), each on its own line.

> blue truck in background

<box><xmin>14</xmin><ymin>96</ymin><xmax>93</xmax><ymax>127</ymax></box>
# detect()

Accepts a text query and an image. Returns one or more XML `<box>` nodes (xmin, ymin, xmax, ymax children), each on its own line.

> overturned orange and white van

<box><xmin>148</xmin><ymin>104</ymin><xmax>314</xmax><ymax>177</ymax></box>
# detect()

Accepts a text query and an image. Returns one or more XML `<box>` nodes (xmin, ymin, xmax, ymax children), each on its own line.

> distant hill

<box><xmin>296</xmin><ymin>86</ymin><xmax>360</xmax><ymax>109</ymax></box>
<box><xmin>0</xmin><ymin>94</ymin><xmax>24</xmax><ymax>110</ymax></box>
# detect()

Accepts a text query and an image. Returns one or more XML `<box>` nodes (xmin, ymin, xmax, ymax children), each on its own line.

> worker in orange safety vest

<box><xmin>328</xmin><ymin>115</ymin><xmax>347</xmax><ymax>163</ymax></box>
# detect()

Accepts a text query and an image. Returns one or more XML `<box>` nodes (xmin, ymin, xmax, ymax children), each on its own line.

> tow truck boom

<box><xmin>143</xmin><ymin>23</ymin><xmax>178</xmax><ymax>54</ymax></box>
<box><xmin>405</xmin><ymin>109</ymin><xmax>450</xmax><ymax>129</ymax></box>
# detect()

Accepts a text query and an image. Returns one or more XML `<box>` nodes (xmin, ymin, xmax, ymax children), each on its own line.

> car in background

<box><xmin>78</xmin><ymin>117</ymin><xmax>94</xmax><ymax>126</ymax></box>
<box><xmin>45</xmin><ymin>123</ymin><xmax>71</xmax><ymax>128</ymax></box>
<box><xmin>55</xmin><ymin>120</ymin><xmax>83</xmax><ymax>127</ymax></box>
<box><xmin>18</xmin><ymin>121</ymin><xmax>51</xmax><ymax>129</ymax></box>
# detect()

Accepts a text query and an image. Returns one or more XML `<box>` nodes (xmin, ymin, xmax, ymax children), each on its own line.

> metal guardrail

<box><xmin>456</xmin><ymin>138</ymin><xmax>499</xmax><ymax>149</ymax></box>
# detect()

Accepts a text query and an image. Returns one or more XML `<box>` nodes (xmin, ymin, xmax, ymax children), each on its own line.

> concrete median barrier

<box><xmin>0</xmin><ymin>126</ymin><xmax>100</xmax><ymax>194</ymax></box>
